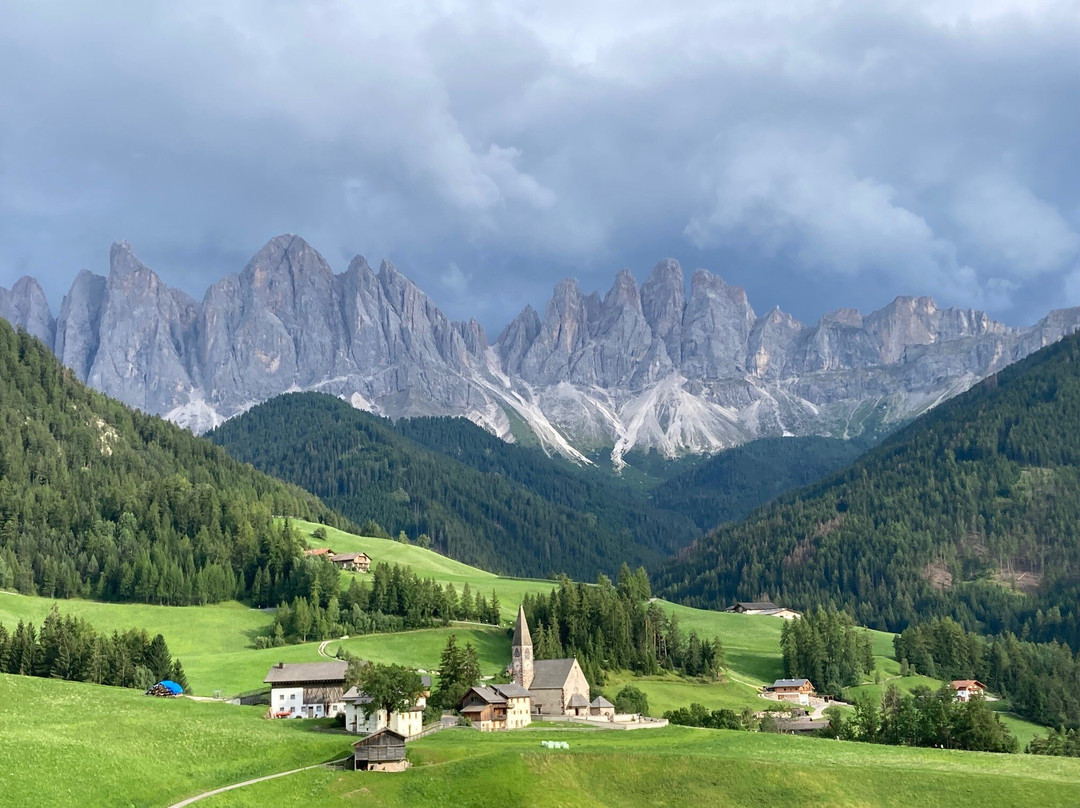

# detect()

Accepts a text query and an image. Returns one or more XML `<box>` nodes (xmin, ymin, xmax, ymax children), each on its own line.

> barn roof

<box><xmin>264</xmin><ymin>661</ymin><xmax>348</xmax><ymax>684</ymax></box>
<box><xmin>353</xmin><ymin>728</ymin><xmax>406</xmax><ymax>747</ymax></box>
<box><xmin>733</xmin><ymin>601</ymin><xmax>779</xmax><ymax>611</ymax></box>
<box><xmin>530</xmin><ymin>658</ymin><xmax>577</xmax><ymax>690</ymax></box>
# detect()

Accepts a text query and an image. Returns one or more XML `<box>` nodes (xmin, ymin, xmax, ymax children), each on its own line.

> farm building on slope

<box><xmin>352</xmin><ymin>728</ymin><xmax>408</xmax><ymax>772</ymax></box>
<box><xmin>725</xmin><ymin>601</ymin><xmax>802</xmax><ymax>619</ymax></box>
<box><xmin>264</xmin><ymin>661</ymin><xmax>350</xmax><ymax>719</ymax></box>
<box><xmin>458</xmin><ymin>683</ymin><xmax>533</xmax><ymax>731</ymax></box>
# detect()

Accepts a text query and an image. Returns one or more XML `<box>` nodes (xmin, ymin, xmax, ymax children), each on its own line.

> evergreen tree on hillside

<box><xmin>0</xmin><ymin>321</ymin><xmax>350</xmax><ymax>607</ymax></box>
<box><xmin>660</xmin><ymin>330</ymin><xmax>1080</xmax><ymax>649</ymax></box>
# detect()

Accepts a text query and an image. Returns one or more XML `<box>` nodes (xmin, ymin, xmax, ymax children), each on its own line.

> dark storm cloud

<box><xmin>1</xmin><ymin>1</ymin><xmax>1078</xmax><ymax>331</ymax></box>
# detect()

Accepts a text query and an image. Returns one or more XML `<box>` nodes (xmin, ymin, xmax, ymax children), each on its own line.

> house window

<box><xmin>290</xmin><ymin>694</ymin><xmax>296</xmax><ymax>700</ymax></box>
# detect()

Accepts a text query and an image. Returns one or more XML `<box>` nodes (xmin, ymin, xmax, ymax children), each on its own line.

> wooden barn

<box><xmin>352</xmin><ymin>728</ymin><xmax>408</xmax><ymax>772</ymax></box>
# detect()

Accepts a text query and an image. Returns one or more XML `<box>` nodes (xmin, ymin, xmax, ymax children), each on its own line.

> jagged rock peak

<box><xmin>109</xmin><ymin>240</ymin><xmax>150</xmax><ymax>277</ymax></box>
<box><xmin>821</xmin><ymin>308</ymin><xmax>864</xmax><ymax>328</ymax></box>
<box><xmin>241</xmin><ymin>234</ymin><xmax>334</xmax><ymax>285</ymax></box>
<box><xmin>0</xmin><ymin>275</ymin><xmax>55</xmax><ymax>347</ymax></box>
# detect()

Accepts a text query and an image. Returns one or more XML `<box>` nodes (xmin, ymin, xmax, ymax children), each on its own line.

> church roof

<box><xmin>512</xmin><ymin>605</ymin><xmax>532</xmax><ymax>648</ymax></box>
<box><xmin>530</xmin><ymin>658</ymin><xmax>577</xmax><ymax>690</ymax></box>
<box><xmin>567</xmin><ymin>693</ymin><xmax>590</xmax><ymax>708</ymax></box>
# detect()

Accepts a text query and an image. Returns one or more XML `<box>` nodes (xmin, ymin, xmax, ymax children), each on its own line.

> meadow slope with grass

<box><xmin>200</xmin><ymin>726</ymin><xmax>1080</xmax><ymax>808</ymax></box>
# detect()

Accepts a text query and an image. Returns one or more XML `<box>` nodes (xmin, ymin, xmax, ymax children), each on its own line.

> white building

<box><xmin>264</xmin><ymin>661</ymin><xmax>350</xmax><ymax>719</ymax></box>
<box><xmin>342</xmin><ymin>675</ymin><xmax>431</xmax><ymax>738</ymax></box>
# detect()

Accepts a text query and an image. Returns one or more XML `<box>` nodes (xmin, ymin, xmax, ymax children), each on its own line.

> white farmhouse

<box><xmin>264</xmin><ymin>661</ymin><xmax>350</xmax><ymax>719</ymax></box>
<box><xmin>342</xmin><ymin>675</ymin><xmax>431</xmax><ymax>738</ymax></box>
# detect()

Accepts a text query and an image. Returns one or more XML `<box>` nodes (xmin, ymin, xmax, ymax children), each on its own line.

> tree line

<box><xmin>826</xmin><ymin>685</ymin><xmax>1016</xmax><ymax>753</ymax></box>
<box><xmin>894</xmin><ymin>617</ymin><xmax>1080</xmax><ymax>729</ymax></box>
<box><xmin>780</xmin><ymin>607</ymin><xmax>876</xmax><ymax>697</ymax></box>
<box><xmin>265</xmin><ymin>562</ymin><xmax>502</xmax><ymax>645</ymax></box>
<box><xmin>521</xmin><ymin>565</ymin><xmax>725</xmax><ymax>686</ymax></box>
<box><xmin>0</xmin><ymin>605</ymin><xmax>188</xmax><ymax>692</ymax></box>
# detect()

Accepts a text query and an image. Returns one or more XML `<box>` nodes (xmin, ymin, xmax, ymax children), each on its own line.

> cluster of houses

<box><xmin>304</xmin><ymin>547</ymin><xmax>371</xmax><ymax>573</ymax></box>
<box><xmin>261</xmin><ymin>606</ymin><xmax>654</xmax><ymax>769</ymax></box>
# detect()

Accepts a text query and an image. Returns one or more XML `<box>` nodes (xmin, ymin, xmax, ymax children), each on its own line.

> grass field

<box><xmin>5</xmin><ymin>674</ymin><xmax>1077</xmax><ymax>808</ymax></box>
<box><xmin>0</xmin><ymin>674</ymin><xmax>351</xmax><ymax>808</ymax></box>
<box><xmin>199</xmin><ymin>724</ymin><xmax>1080</xmax><ymax>808</ymax></box>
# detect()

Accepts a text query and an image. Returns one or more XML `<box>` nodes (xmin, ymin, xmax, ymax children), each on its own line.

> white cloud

<box><xmin>685</xmin><ymin>132</ymin><xmax>1008</xmax><ymax>306</ymax></box>
<box><xmin>950</xmin><ymin>173</ymin><xmax>1079</xmax><ymax>276</ymax></box>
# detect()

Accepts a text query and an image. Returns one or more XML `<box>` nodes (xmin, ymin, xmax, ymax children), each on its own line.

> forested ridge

<box><xmin>659</xmin><ymin>329</ymin><xmax>1080</xmax><ymax>648</ymax></box>
<box><xmin>208</xmin><ymin>393</ymin><xmax>697</xmax><ymax>579</ymax></box>
<box><xmin>648</xmin><ymin>436</ymin><xmax>867</xmax><ymax>530</ymax></box>
<box><xmin>0</xmin><ymin>321</ymin><xmax>350</xmax><ymax>605</ymax></box>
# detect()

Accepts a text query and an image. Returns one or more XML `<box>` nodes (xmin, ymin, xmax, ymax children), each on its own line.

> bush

<box><xmin>613</xmin><ymin>684</ymin><xmax>649</xmax><ymax>715</ymax></box>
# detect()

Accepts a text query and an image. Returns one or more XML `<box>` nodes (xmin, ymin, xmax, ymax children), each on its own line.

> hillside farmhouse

<box><xmin>343</xmin><ymin>675</ymin><xmax>432</xmax><ymax>738</ymax></box>
<box><xmin>766</xmin><ymin>678</ymin><xmax>816</xmax><ymax>704</ymax></box>
<box><xmin>511</xmin><ymin>606</ymin><xmax>591</xmax><ymax>715</ymax></box>
<box><xmin>264</xmin><ymin>661</ymin><xmax>349</xmax><ymax>718</ymax></box>
<box><xmin>726</xmin><ymin>601</ymin><xmax>802</xmax><ymax>619</ymax></box>
<box><xmin>303</xmin><ymin>547</ymin><xmax>334</xmax><ymax>558</ymax></box>
<box><xmin>331</xmin><ymin>552</ymin><xmax>371</xmax><ymax>572</ymax></box>
<box><xmin>951</xmin><ymin>680</ymin><xmax>988</xmax><ymax>702</ymax></box>
<box><xmin>352</xmin><ymin>728</ymin><xmax>408</xmax><ymax>772</ymax></box>
<box><xmin>458</xmin><ymin>683</ymin><xmax>533</xmax><ymax>731</ymax></box>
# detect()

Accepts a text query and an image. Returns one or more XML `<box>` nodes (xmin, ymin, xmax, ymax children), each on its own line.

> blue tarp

<box><xmin>157</xmin><ymin>680</ymin><xmax>183</xmax><ymax>695</ymax></box>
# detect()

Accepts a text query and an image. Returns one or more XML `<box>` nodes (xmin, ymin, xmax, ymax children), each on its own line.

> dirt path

<box><xmin>165</xmin><ymin>759</ymin><xmax>349</xmax><ymax>807</ymax></box>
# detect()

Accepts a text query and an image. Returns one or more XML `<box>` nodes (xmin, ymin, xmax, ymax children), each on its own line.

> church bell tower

<box><xmin>511</xmin><ymin>604</ymin><xmax>534</xmax><ymax>690</ymax></box>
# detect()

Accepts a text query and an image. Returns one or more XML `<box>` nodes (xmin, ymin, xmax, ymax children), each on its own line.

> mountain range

<box><xmin>4</xmin><ymin>234</ymin><xmax>1079</xmax><ymax>466</ymax></box>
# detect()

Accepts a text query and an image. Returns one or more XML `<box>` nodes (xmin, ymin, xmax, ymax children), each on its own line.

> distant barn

<box><xmin>352</xmin><ymin>728</ymin><xmax>408</xmax><ymax>772</ymax></box>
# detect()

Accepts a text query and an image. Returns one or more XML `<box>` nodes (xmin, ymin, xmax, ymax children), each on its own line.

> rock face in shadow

<box><xmin>6</xmin><ymin>238</ymin><xmax>1080</xmax><ymax>465</ymax></box>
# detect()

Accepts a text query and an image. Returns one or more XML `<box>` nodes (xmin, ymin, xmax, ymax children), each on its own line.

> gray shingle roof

<box><xmin>493</xmin><ymin>682</ymin><xmax>532</xmax><ymax>699</ymax></box>
<box><xmin>590</xmin><ymin>696</ymin><xmax>614</xmax><ymax>708</ymax></box>
<box><xmin>734</xmin><ymin>601</ymin><xmax>779</xmax><ymax>611</ymax></box>
<box><xmin>770</xmin><ymin>678</ymin><xmax>811</xmax><ymax>688</ymax></box>
<box><xmin>530</xmin><ymin>658</ymin><xmax>577</xmax><ymax>690</ymax></box>
<box><xmin>264</xmin><ymin>661</ymin><xmax>348</xmax><ymax>684</ymax></box>
<box><xmin>467</xmin><ymin>686</ymin><xmax>507</xmax><ymax>705</ymax></box>
<box><xmin>567</xmin><ymin>693</ymin><xmax>590</xmax><ymax>708</ymax></box>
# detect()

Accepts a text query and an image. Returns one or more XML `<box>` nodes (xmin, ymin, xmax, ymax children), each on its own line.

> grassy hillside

<box><xmin>660</xmin><ymin>330</ymin><xmax>1080</xmax><ymax>648</ymax></box>
<box><xmin>6</xmin><ymin>675</ymin><xmax>1077</xmax><ymax>808</ymax></box>
<box><xmin>0</xmin><ymin>674</ymin><xmax>351</xmax><ymax>808</ymax></box>
<box><xmin>201</xmin><ymin>725</ymin><xmax>1080</xmax><ymax>808</ymax></box>
<box><xmin>208</xmin><ymin>393</ymin><xmax>699</xmax><ymax>579</ymax></box>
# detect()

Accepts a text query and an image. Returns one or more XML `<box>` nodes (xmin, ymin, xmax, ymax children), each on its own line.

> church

<box><xmin>511</xmin><ymin>605</ymin><xmax>591</xmax><ymax>716</ymax></box>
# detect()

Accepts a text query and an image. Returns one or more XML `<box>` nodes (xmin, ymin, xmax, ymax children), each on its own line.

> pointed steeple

<box><xmin>511</xmin><ymin>605</ymin><xmax>534</xmax><ymax>690</ymax></box>
<box><xmin>512</xmin><ymin>605</ymin><xmax>532</xmax><ymax>648</ymax></box>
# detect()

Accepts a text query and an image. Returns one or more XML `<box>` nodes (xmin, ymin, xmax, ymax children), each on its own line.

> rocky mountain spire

<box><xmin>0</xmin><ymin>276</ymin><xmax>55</xmax><ymax>347</ymax></box>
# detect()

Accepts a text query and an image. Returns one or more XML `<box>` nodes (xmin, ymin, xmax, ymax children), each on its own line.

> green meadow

<box><xmin>200</xmin><ymin>724</ymin><xmax>1080</xmax><ymax>808</ymax></box>
<box><xmin>0</xmin><ymin>674</ymin><xmax>351</xmax><ymax>808</ymax></box>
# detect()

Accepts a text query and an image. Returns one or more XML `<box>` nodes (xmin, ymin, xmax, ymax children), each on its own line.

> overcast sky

<box><xmin>2</xmin><ymin>1</ymin><xmax>1079</xmax><ymax>333</ymax></box>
